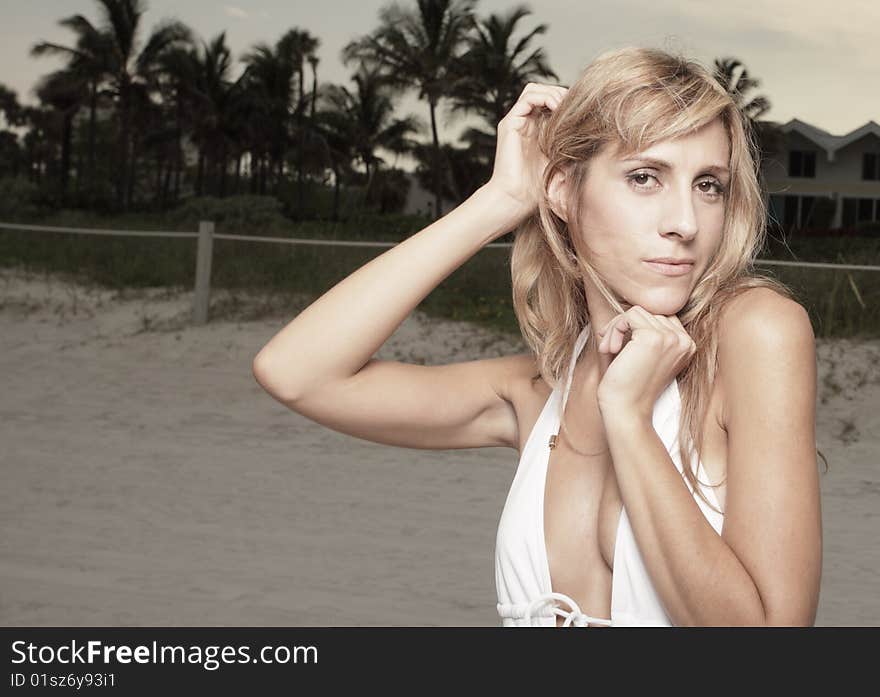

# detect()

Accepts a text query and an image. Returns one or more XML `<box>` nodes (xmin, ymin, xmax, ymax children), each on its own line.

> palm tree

<box><xmin>0</xmin><ymin>84</ymin><xmax>24</xmax><ymax>178</ymax></box>
<box><xmin>33</xmin><ymin>69</ymin><xmax>83</xmax><ymax>197</ymax></box>
<box><xmin>240</xmin><ymin>30</ymin><xmax>304</xmax><ymax>195</ymax></box>
<box><xmin>154</xmin><ymin>44</ymin><xmax>195</xmax><ymax>203</ymax></box>
<box><xmin>318</xmin><ymin>62</ymin><xmax>421</xmax><ymax>216</ymax></box>
<box><xmin>173</xmin><ymin>32</ymin><xmax>248</xmax><ymax>197</ymax></box>
<box><xmin>343</xmin><ymin>0</ymin><xmax>478</xmax><ymax>219</ymax></box>
<box><xmin>0</xmin><ymin>84</ymin><xmax>24</xmax><ymax>129</ymax></box>
<box><xmin>282</xmin><ymin>29</ymin><xmax>320</xmax><ymax>214</ymax></box>
<box><xmin>445</xmin><ymin>4</ymin><xmax>559</xmax><ymax>198</ymax></box>
<box><xmin>79</xmin><ymin>0</ymin><xmax>192</xmax><ymax>209</ymax></box>
<box><xmin>712</xmin><ymin>57</ymin><xmax>770</xmax><ymax>121</ymax></box>
<box><xmin>20</xmin><ymin>105</ymin><xmax>57</xmax><ymax>185</ymax></box>
<box><xmin>307</xmin><ymin>55</ymin><xmax>319</xmax><ymax>120</ymax></box>
<box><xmin>712</xmin><ymin>57</ymin><xmax>777</xmax><ymax>173</ymax></box>
<box><xmin>31</xmin><ymin>13</ymin><xmax>112</xmax><ymax>196</ymax></box>
<box><xmin>448</xmin><ymin>5</ymin><xmax>558</xmax><ymax>129</ymax></box>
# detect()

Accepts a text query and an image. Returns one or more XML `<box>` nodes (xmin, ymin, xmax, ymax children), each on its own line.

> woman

<box><xmin>253</xmin><ymin>46</ymin><xmax>823</xmax><ymax>627</ymax></box>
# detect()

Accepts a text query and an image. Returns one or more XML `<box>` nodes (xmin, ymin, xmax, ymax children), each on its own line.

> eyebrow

<box><xmin>621</xmin><ymin>156</ymin><xmax>730</xmax><ymax>178</ymax></box>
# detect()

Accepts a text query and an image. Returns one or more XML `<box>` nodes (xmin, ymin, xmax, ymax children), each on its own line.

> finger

<box><xmin>516</xmin><ymin>83</ymin><xmax>563</xmax><ymax>103</ymax></box>
<box><xmin>628</xmin><ymin>307</ymin><xmax>683</xmax><ymax>351</ymax></box>
<box><xmin>666</xmin><ymin>314</ymin><xmax>687</xmax><ymax>331</ymax></box>
<box><xmin>629</xmin><ymin>305</ymin><xmax>665</xmax><ymax>330</ymax></box>
<box><xmin>610</xmin><ymin>307</ymin><xmax>660</xmax><ymax>353</ymax></box>
<box><xmin>520</xmin><ymin>84</ymin><xmax>567</xmax><ymax>106</ymax></box>
<box><xmin>607</xmin><ymin>314</ymin><xmax>631</xmax><ymax>354</ymax></box>
<box><xmin>653</xmin><ymin>314</ymin><xmax>678</xmax><ymax>333</ymax></box>
<box><xmin>506</xmin><ymin>90</ymin><xmax>563</xmax><ymax>127</ymax></box>
<box><xmin>664</xmin><ymin>315</ymin><xmax>696</xmax><ymax>351</ymax></box>
<box><xmin>595</xmin><ymin>319</ymin><xmax>613</xmax><ymax>343</ymax></box>
<box><xmin>598</xmin><ymin>316</ymin><xmax>617</xmax><ymax>352</ymax></box>
<box><xmin>522</xmin><ymin>82</ymin><xmax>566</xmax><ymax>94</ymax></box>
<box><xmin>596</xmin><ymin>313</ymin><xmax>620</xmax><ymax>338</ymax></box>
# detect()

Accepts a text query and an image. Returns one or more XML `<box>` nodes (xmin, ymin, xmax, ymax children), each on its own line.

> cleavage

<box><xmin>543</xmin><ymin>413</ymin><xmax>617</xmax><ymax>591</ymax></box>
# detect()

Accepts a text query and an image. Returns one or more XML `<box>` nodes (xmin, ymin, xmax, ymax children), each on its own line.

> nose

<box><xmin>660</xmin><ymin>182</ymin><xmax>698</xmax><ymax>241</ymax></box>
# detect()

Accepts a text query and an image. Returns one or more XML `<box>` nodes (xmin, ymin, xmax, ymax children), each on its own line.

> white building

<box><xmin>401</xmin><ymin>172</ymin><xmax>457</xmax><ymax>218</ymax></box>
<box><xmin>760</xmin><ymin>119</ymin><xmax>880</xmax><ymax>232</ymax></box>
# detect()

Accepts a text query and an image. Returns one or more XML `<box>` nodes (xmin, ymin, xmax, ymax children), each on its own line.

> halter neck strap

<box><xmin>560</xmin><ymin>323</ymin><xmax>592</xmax><ymax>415</ymax></box>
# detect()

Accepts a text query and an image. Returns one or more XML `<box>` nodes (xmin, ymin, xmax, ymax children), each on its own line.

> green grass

<box><xmin>0</xmin><ymin>211</ymin><xmax>878</xmax><ymax>339</ymax></box>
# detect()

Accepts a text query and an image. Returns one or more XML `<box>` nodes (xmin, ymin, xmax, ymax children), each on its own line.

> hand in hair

<box><xmin>485</xmin><ymin>82</ymin><xmax>569</xmax><ymax>228</ymax></box>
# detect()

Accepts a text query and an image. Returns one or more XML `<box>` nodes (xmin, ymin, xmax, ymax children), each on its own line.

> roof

<box><xmin>765</xmin><ymin>118</ymin><xmax>880</xmax><ymax>162</ymax></box>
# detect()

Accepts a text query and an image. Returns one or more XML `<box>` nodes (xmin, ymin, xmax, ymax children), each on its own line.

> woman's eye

<box><xmin>627</xmin><ymin>172</ymin><xmax>725</xmax><ymax>198</ymax></box>
<box><xmin>627</xmin><ymin>172</ymin><xmax>660</xmax><ymax>191</ymax></box>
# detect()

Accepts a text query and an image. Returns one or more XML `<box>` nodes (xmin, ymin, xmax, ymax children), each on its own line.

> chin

<box><xmin>623</xmin><ymin>288</ymin><xmax>689</xmax><ymax>316</ymax></box>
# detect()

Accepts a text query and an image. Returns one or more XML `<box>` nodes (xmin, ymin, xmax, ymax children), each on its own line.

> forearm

<box><xmin>603</xmin><ymin>414</ymin><xmax>766</xmax><ymax>626</ymax></box>
<box><xmin>253</xmin><ymin>184</ymin><xmax>519</xmax><ymax>401</ymax></box>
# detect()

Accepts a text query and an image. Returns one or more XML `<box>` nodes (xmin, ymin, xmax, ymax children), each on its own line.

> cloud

<box><xmin>223</xmin><ymin>6</ymin><xmax>249</xmax><ymax>19</ymax></box>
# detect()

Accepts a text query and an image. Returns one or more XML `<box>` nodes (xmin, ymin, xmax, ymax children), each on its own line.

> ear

<box><xmin>546</xmin><ymin>166</ymin><xmax>570</xmax><ymax>223</ymax></box>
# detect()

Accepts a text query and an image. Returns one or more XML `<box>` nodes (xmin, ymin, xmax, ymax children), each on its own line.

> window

<box><xmin>775</xmin><ymin>194</ymin><xmax>822</xmax><ymax>230</ymax></box>
<box><xmin>801</xmin><ymin>196</ymin><xmax>817</xmax><ymax>227</ymax></box>
<box><xmin>863</xmin><ymin>152</ymin><xmax>879</xmax><ymax>180</ymax></box>
<box><xmin>788</xmin><ymin>150</ymin><xmax>816</xmax><ymax>177</ymax></box>
<box><xmin>842</xmin><ymin>197</ymin><xmax>880</xmax><ymax>226</ymax></box>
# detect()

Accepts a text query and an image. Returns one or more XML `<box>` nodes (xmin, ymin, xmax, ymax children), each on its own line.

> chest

<box><xmin>515</xmin><ymin>375</ymin><xmax>728</xmax><ymax>579</ymax></box>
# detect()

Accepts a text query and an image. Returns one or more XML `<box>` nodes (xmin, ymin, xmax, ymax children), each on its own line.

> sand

<box><xmin>1</xmin><ymin>266</ymin><xmax>877</xmax><ymax>626</ymax></box>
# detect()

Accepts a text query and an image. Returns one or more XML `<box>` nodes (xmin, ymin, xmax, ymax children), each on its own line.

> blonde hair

<box><xmin>510</xmin><ymin>46</ymin><xmax>828</xmax><ymax>515</ymax></box>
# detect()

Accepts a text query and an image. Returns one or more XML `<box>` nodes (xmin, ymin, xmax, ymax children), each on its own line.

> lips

<box><xmin>643</xmin><ymin>260</ymin><xmax>694</xmax><ymax>277</ymax></box>
<box><xmin>645</xmin><ymin>257</ymin><xmax>696</xmax><ymax>265</ymax></box>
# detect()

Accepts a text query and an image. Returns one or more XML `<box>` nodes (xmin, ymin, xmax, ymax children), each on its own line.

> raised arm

<box><xmin>252</xmin><ymin>83</ymin><xmax>569</xmax><ymax>450</ymax></box>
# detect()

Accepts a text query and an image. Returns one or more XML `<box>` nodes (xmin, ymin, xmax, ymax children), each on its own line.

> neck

<box><xmin>567</xmin><ymin>336</ymin><xmax>603</xmax><ymax>408</ymax></box>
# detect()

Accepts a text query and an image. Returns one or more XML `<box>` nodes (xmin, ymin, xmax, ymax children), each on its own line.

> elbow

<box><xmin>252</xmin><ymin>354</ymin><xmax>273</xmax><ymax>395</ymax></box>
<box><xmin>252</xmin><ymin>352</ymin><xmax>302</xmax><ymax>405</ymax></box>
<box><xmin>252</xmin><ymin>354</ymin><xmax>268</xmax><ymax>390</ymax></box>
<box><xmin>758</xmin><ymin>598</ymin><xmax>819</xmax><ymax>627</ymax></box>
<box><xmin>760</xmin><ymin>609</ymin><xmax>817</xmax><ymax>627</ymax></box>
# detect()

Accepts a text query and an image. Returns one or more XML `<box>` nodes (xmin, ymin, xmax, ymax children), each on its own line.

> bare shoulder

<box><xmin>717</xmin><ymin>286</ymin><xmax>816</xmax><ymax>426</ymax></box>
<box><xmin>718</xmin><ymin>286</ymin><xmax>814</xmax><ymax>346</ymax></box>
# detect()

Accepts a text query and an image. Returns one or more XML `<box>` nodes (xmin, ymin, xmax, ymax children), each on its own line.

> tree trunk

<box><xmin>75</xmin><ymin>118</ymin><xmax>83</xmax><ymax>195</ymax></box>
<box><xmin>276</xmin><ymin>153</ymin><xmax>283</xmax><ymax>195</ymax></box>
<box><xmin>296</xmin><ymin>63</ymin><xmax>305</xmax><ymax>216</ymax></box>
<box><xmin>310</xmin><ymin>63</ymin><xmax>318</xmax><ymax>121</ymax></box>
<box><xmin>428</xmin><ymin>98</ymin><xmax>443</xmax><ymax>219</ymax></box>
<box><xmin>173</xmin><ymin>84</ymin><xmax>183</xmax><ymax>202</ymax></box>
<box><xmin>161</xmin><ymin>154</ymin><xmax>172</xmax><ymax>209</ymax></box>
<box><xmin>60</xmin><ymin>110</ymin><xmax>73</xmax><ymax>199</ymax></box>
<box><xmin>126</xmin><ymin>132</ymin><xmax>137</xmax><ymax>208</ymax></box>
<box><xmin>332</xmin><ymin>165</ymin><xmax>340</xmax><ymax>221</ymax></box>
<box><xmin>196</xmin><ymin>147</ymin><xmax>205</xmax><ymax>196</ymax></box>
<box><xmin>219</xmin><ymin>142</ymin><xmax>228</xmax><ymax>198</ymax></box>
<box><xmin>87</xmin><ymin>80</ymin><xmax>97</xmax><ymax>185</ymax></box>
<box><xmin>154</xmin><ymin>150</ymin><xmax>163</xmax><ymax>204</ymax></box>
<box><xmin>362</xmin><ymin>160</ymin><xmax>376</xmax><ymax>211</ymax></box>
<box><xmin>117</xmin><ymin>80</ymin><xmax>131</xmax><ymax>210</ymax></box>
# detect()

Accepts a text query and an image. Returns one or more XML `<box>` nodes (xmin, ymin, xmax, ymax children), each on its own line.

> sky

<box><xmin>2</xmin><ymin>0</ymin><xmax>878</xmax><ymax>151</ymax></box>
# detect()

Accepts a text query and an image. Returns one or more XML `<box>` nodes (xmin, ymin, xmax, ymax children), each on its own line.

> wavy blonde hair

<box><xmin>510</xmin><ymin>46</ymin><xmax>828</xmax><ymax>515</ymax></box>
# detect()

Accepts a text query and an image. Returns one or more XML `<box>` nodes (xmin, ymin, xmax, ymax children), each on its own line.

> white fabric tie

<box><xmin>524</xmin><ymin>591</ymin><xmax>612</xmax><ymax>627</ymax></box>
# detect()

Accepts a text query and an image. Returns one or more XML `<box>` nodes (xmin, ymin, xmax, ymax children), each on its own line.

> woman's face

<box><xmin>574</xmin><ymin>117</ymin><xmax>729</xmax><ymax>316</ymax></box>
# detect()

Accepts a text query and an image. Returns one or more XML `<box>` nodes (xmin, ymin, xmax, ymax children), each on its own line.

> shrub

<box><xmin>165</xmin><ymin>195</ymin><xmax>288</xmax><ymax>233</ymax></box>
<box><xmin>0</xmin><ymin>176</ymin><xmax>50</xmax><ymax>220</ymax></box>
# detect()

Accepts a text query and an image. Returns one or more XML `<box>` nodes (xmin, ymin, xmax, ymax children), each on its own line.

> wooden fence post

<box><xmin>192</xmin><ymin>220</ymin><xmax>214</xmax><ymax>325</ymax></box>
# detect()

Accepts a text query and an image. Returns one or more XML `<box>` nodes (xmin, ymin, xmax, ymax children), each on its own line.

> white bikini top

<box><xmin>494</xmin><ymin>322</ymin><xmax>725</xmax><ymax>627</ymax></box>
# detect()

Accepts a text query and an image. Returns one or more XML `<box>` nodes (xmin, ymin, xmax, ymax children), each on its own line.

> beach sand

<box><xmin>1</xmin><ymin>266</ymin><xmax>877</xmax><ymax>626</ymax></box>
